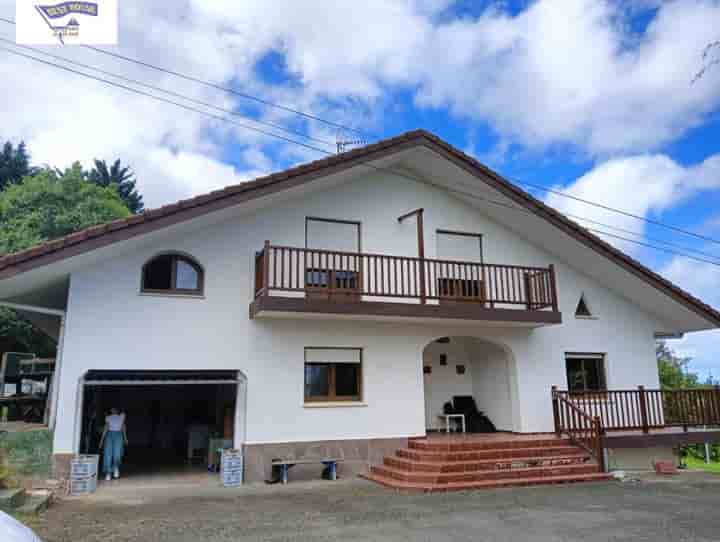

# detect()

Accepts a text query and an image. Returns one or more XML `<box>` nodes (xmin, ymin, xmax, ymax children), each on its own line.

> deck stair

<box><xmin>362</xmin><ymin>435</ymin><xmax>611</xmax><ymax>491</ymax></box>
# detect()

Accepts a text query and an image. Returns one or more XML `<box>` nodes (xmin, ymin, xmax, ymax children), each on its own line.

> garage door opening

<box><xmin>77</xmin><ymin>370</ymin><xmax>245</xmax><ymax>484</ymax></box>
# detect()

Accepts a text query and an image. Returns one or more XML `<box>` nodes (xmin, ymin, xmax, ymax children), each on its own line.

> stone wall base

<box><xmin>606</xmin><ymin>446</ymin><xmax>678</xmax><ymax>471</ymax></box>
<box><xmin>243</xmin><ymin>437</ymin><xmax>408</xmax><ymax>483</ymax></box>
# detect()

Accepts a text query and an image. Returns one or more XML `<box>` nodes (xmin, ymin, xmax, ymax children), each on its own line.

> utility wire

<box><xmin>0</xmin><ymin>38</ymin><xmax>335</xmax><ymax>148</ymax></box>
<box><xmin>4</xmin><ymin>43</ymin><xmax>719</xmax><ymax>268</ymax></box>
<box><xmin>3</xmin><ymin>14</ymin><xmax>714</xmax><ymax>248</ymax></box>
<box><xmin>518</xmin><ymin>180</ymin><xmax>720</xmax><ymax>247</ymax></box>
<box><xmin>0</xmin><ymin>45</ymin><xmax>333</xmax><ymax>155</ymax></box>
<box><xmin>0</xmin><ymin>15</ymin><xmax>371</xmax><ymax>139</ymax></box>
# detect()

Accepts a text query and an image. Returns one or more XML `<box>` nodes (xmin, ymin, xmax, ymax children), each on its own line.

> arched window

<box><xmin>141</xmin><ymin>253</ymin><xmax>204</xmax><ymax>295</ymax></box>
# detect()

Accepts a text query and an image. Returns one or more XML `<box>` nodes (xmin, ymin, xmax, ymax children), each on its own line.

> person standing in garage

<box><xmin>99</xmin><ymin>408</ymin><xmax>128</xmax><ymax>481</ymax></box>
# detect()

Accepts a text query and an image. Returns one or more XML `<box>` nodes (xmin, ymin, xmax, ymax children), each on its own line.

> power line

<box><xmin>519</xmin><ymin>180</ymin><xmax>720</xmax><ymax>247</ymax></box>
<box><xmin>0</xmin><ymin>45</ymin><xmax>333</xmax><ymax>155</ymax></box>
<box><xmin>0</xmin><ymin>37</ymin><xmax>335</xmax><ymax>148</ymax></box>
<box><xmin>5</xmin><ymin>13</ymin><xmax>715</xmax><ymax>251</ymax></box>
<box><xmin>3</xmin><ymin>41</ymin><xmax>718</xmax><ymax>268</ymax></box>
<box><xmin>0</xmin><ymin>15</ymin><xmax>372</xmax><ymax>139</ymax></box>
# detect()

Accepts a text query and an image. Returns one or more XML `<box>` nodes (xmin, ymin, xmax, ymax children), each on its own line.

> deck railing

<box><xmin>552</xmin><ymin>390</ymin><xmax>605</xmax><ymax>472</ymax></box>
<box><xmin>254</xmin><ymin>242</ymin><xmax>558</xmax><ymax>310</ymax></box>
<box><xmin>552</xmin><ymin>386</ymin><xmax>720</xmax><ymax>434</ymax></box>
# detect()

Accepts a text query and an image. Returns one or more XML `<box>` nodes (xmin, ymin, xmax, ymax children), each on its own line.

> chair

<box><xmin>452</xmin><ymin>395</ymin><xmax>497</xmax><ymax>433</ymax></box>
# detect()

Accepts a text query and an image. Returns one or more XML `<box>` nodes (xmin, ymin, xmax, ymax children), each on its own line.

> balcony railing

<box><xmin>552</xmin><ymin>386</ymin><xmax>720</xmax><ymax>434</ymax></box>
<box><xmin>254</xmin><ymin>242</ymin><xmax>559</xmax><ymax>311</ymax></box>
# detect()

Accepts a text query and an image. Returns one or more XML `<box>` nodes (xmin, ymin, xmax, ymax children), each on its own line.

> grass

<box><xmin>684</xmin><ymin>456</ymin><xmax>720</xmax><ymax>474</ymax></box>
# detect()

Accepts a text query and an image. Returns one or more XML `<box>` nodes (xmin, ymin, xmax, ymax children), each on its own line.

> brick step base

<box><xmin>397</xmin><ymin>445</ymin><xmax>585</xmax><ymax>463</ymax></box>
<box><xmin>361</xmin><ymin>471</ymin><xmax>612</xmax><ymax>492</ymax></box>
<box><xmin>385</xmin><ymin>453</ymin><xmax>592</xmax><ymax>473</ymax></box>
<box><xmin>408</xmin><ymin>437</ymin><xmax>570</xmax><ymax>452</ymax></box>
<box><xmin>371</xmin><ymin>462</ymin><xmax>599</xmax><ymax>484</ymax></box>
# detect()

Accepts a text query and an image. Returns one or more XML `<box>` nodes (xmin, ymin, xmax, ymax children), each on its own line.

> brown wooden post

<box><xmin>398</xmin><ymin>209</ymin><xmax>426</xmax><ymax>304</ymax></box>
<box><xmin>594</xmin><ymin>416</ymin><xmax>606</xmax><ymax>473</ymax></box>
<box><xmin>638</xmin><ymin>385</ymin><xmax>649</xmax><ymax>434</ymax></box>
<box><xmin>262</xmin><ymin>240</ymin><xmax>271</xmax><ymax>298</ymax></box>
<box><xmin>548</xmin><ymin>264</ymin><xmax>559</xmax><ymax>312</ymax></box>
<box><xmin>551</xmin><ymin>386</ymin><xmax>561</xmax><ymax>437</ymax></box>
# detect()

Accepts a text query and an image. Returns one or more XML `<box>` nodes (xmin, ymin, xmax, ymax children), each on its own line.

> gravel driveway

<box><xmin>24</xmin><ymin>472</ymin><xmax>720</xmax><ymax>542</ymax></box>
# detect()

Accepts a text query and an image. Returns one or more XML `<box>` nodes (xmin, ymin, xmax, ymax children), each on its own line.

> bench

<box><xmin>270</xmin><ymin>458</ymin><xmax>343</xmax><ymax>484</ymax></box>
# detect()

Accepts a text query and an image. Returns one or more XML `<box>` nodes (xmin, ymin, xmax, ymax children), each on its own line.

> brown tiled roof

<box><xmin>0</xmin><ymin>129</ymin><xmax>718</xmax><ymax>326</ymax></box>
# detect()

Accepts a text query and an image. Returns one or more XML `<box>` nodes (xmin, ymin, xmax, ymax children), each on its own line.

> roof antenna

<box><xmin>335</xmin><ymin>129</ymin><xmax>366</xmax><ymax>154</ymax></box>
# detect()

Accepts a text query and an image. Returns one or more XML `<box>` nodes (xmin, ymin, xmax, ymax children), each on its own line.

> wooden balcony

<box><xmin>552</xmin><ymin>387</ymin><xmax>720</xmax><ymax>458</ymax></box>
<box><xmin>250</xmin><ymin>242</ymin><xmax>562</xmax><ymax>325</ymax></box>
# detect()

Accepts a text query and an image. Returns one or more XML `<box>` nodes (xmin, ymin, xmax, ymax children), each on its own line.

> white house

<box><xmin>0</xmin><ymin>131</ymin><xmax>718</xmax><ymax>487</ymax></box>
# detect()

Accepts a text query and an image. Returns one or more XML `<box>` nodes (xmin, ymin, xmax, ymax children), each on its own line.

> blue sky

<box><xmin>1</xmin><ymin>0</ymin><xmax>719</xmax><ymax>377</ymax></box>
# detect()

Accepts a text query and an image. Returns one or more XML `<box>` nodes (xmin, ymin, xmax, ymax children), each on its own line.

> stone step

<box><xmin>361</xmin><ymin>471</ymin><xmax>613</xmax><ymax>492</ymax></box>
<box><xmin>397</xmin><ymin>445</ymin><xmax>585</xmax><ymax>462</ymax></box>
<box><xmin>371</xmin><ymin>462</ymin><xmax>600</xmax><ymax>485</ymax></box>
<box><xmin>409</xmin><ymin>437</ymin><xmax>570</xmax><ymax>452</ymax></box>
<box><xmin>385</xmin><ymin>453</ymin><xmax>592</xmax><ymax>473</ymax></box>
<box><xmin>0</xmin><ymin>488</ymin><xmax>26</xmax><ymax>511</ymax></box>
<box><xmin>14</xmin><ymin>493</ymin><xmax>51</xmax><ymax>516</ymax></box>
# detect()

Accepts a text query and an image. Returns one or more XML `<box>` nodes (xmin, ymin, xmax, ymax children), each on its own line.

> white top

<box><xmin>106</xmin><ymin>413</ymin><xmax>125</xmax><ymax>432</ymax></box>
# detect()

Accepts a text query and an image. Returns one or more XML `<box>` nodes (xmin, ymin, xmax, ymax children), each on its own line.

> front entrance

<box><xmin>422</xmin><ymin>337</ymin><xmax>517</xmax><ymax>432</ymax></box>
<box><xmin>77</xmin><ymin>370</ymin><xmax>246</xmax><ymax>483</ymax></box>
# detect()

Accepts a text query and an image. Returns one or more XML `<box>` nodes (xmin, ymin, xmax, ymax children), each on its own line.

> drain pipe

<box><xmin>0</xmin><ymin>301</ymin><xmax>67</xmax><ymax>431</ymax></box>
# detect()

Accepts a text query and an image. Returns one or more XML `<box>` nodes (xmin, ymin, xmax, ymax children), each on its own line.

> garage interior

<box><xmin>79</xmin><ymin>371</ymin><xmax>240</xmax><ymax>481</ymax></box>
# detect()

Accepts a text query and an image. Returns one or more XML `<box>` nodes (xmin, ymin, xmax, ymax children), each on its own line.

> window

<box><xmin>436</xmin><ymin>230</ymin><xmax>483</xmax><ymax>263</ymax></box>
<box><xmin>304</xmin><ymin>348</ymin><xmax>362</xmax><ymax>402</ymax></box>
<box><xmin>142</xmin><ymin>253</ymin><xmax>203</xmax><ymax>295</ymax></box>
<box><xmin>566</xmin><ymin>353</ymin><xmax>606</xmax><ymax>393</ymax></box>
<box><xmin>575</xmin><ymin>294</ymin><xmax>593</xmax><ymax>318</ymax></box>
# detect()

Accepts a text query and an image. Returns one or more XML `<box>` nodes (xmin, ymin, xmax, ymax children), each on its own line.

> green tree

<box><xmin>0</xmin><ymin>141</ymin><xmax>34</xmax><ymax>191</ymax></box>
<box><xmin>656</xmin><ymin>341</ymin><xmax>699</xmax><ymax>389</ymax></box>
<box><xmin>0</xmin><ymin>163</ymin><xmax>131</xmax><ymax>254</ymax></box>
<box><xmin>87</xmin><ymin>159</ymin><xmax>144</xmax><ymax>213</ymax></box>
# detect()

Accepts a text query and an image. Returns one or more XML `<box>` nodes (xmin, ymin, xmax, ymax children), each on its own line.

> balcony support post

<box><xmin>548</xmin><ymin>264</ymin><xmax>559</xmax><ymax>312</ymax></box>
<box><xmin>263</xmin><ymin>240</ymin><xmax>271</xmax><ymax>298</ymax></box>
<box><xmin>398</xmin><ymin>208</ymin><xmax>426</xmax><ymax>304</ymax></box>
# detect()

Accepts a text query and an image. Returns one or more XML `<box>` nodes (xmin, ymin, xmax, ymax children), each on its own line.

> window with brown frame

<box><xmin>566</xmin><ymin>353</ymin><xmax>606</xmax><ymax>393</ymax></box>
<box><xmin>304</xmin><ymin>347</ymin><xmax>362</xmax><ymax>402</ymax></box>
<box><xmin>141</xmin><ymin>253</ymin><xmax>204</xmax><ymax>295</ymax></box>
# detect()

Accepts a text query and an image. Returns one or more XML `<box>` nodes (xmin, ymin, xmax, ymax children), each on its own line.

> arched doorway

<box><xmin>422</xmin><ymin>336</ymin><xmax>518</xmax><ymax>432</ymax></box>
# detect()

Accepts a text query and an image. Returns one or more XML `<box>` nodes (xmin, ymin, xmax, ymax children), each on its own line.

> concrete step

<box><xmin>0</xmin><ymin>488</ymin><xmax>26</xmax><ymax>511</ymax></box>
<box><xmin>371</xmin><ymin>462</ymin><xmax>600</xmax><ymax>485</ymax></box>
<box><xmin>385</xmin><ymin>453</ymin><xmax>592</xmax><ymax>473</ymax></box>
<box><xmin>397</xmin><ymin>445</ymin><xmax>585</xmax><ymax>462</ymax></box>
<box><xmin>361</xmin><ymin>471</ymin><xmax>613</xmax><ymax>492</ymax></box>
<box><xmin>14</xmin><ymin>493</ymin><xmax>51</xmax><ymax>516</ymax></box>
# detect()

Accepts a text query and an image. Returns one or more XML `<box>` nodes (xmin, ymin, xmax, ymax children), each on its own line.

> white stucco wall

<box><xmin>53</xmin><ymin>169</ymin><xmax>663</xmax><ymax>453</ymax></box>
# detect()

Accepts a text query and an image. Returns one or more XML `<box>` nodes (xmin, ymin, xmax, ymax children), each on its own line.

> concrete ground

<box><xmin>23</xmin><ymin>471</ymin><xmax>720</xmax><ymax>542</ymax></box>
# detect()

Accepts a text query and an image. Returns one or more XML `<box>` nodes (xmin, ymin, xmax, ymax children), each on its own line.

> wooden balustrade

<box><xmin>552</xmin><ymin>388</ymin><xmax>605</xmax><ymax>472</ymax></box>
<box><xmin>253</xmin><ymin>243</ymin><xmax>558</xmax><ymax>310</ymax></box>
<box><xmin>553</xmin><ymin>386</ymin><xmax>720</xmax><ymax>434</ymax></box>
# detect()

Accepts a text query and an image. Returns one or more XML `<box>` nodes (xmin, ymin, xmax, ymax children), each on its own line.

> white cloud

<box><xmin>2</xmin><ymin>0</ymin><xmax>720</xmax><ymax>212</ymax></box>
<box><xmin>543</xmin><ymin>153</ymin><xmax>720</xmax><ymax>253</ymax></box>
<box><xmin>662</xmin><ymin>256</ymin><xmax>720</xmax><ymax>379</ymax></box>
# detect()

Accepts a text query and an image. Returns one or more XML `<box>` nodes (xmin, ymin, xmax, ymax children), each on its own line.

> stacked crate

<box><xmin>68</xmin><ymin>455</ymin><xmax>99</xmax><ymax>496</ymax></box>
<box><xmin>220</xmin><ymin>448</ymin><xmax>243</xmax><ymax>487</ymax></box>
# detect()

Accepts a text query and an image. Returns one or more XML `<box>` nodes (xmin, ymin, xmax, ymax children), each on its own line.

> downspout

<box><xmin>0</xmin><ymin>301</ymin><xmax>67</xmax><ymax>430</ymax></box>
